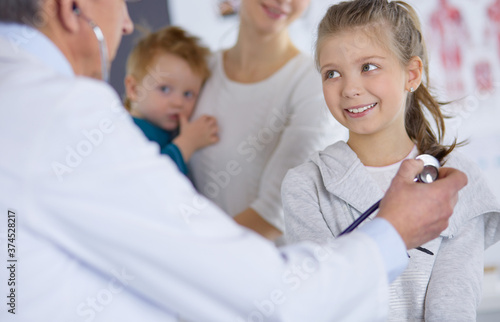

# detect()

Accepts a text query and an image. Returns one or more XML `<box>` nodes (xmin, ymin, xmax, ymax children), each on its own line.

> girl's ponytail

<box><xmin>406</xmin><ymin>86</ymin><xmax>456</xmax><ymax>163</ymax></box>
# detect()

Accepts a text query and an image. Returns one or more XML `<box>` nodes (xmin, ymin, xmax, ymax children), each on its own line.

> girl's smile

<box><xmin>345</xmin><ymin>102</ymin><xmax>378</xmax><ymax>117</ymax></box>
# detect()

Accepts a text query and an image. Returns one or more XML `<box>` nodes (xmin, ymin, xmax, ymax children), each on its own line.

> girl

<box><xmin>282</xmin><ymin>0</ymin><xmax>500</xmax><ymax>320</ymax></box>
<box><xmin>189</xmin><ymin>0</ymin><xmax>347</xmax><ymax>240</ymax></box>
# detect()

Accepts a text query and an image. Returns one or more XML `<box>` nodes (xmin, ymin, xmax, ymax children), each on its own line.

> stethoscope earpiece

<box><xmin>70</xmin><ymin>4</ymin><xmax>109</xmax><ymax>83</ymax></box>
<box><xmin>72</xmin><ymin>3</ymin><xmax>81</xmax><ymax>15</ymax></box>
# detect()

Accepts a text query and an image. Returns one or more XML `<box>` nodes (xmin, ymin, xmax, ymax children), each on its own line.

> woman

<box><xmin>190</xmin><ymin>0</ymin><xmax>347</xmax><ymax>240</ymax></box>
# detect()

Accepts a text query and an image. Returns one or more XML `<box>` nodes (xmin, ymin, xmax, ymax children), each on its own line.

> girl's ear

<box><xmin>124</xmin><ymin>75</ymin><xmax>139</xmax><ymax>102</ymax></box>
<box><xmin>406</xmin><ymin>56</ymin><xmax>423</xmax><ymax>91</ymax></box>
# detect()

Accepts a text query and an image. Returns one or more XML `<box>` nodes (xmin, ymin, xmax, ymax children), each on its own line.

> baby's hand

<box><xmin>180</xmin><ymin>114</ymin><xmax>219</xmax><ymax>149</ymax></box>
<box><xmin>173</xmin><ymin>114</ymin><xmax>219</xmax><ymax>161</ymax></box>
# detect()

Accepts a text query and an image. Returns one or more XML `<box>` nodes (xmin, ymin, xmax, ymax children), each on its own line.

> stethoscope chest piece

<box><xmin>415</xmin><ymin>154</ymin><xmax>440</xmax><ymax>183</ymax></box>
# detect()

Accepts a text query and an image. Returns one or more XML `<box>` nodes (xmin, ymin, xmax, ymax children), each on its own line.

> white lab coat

<box><xmin>0</xmin><ymin>24</ymin><xmax>395</xmax><ymax>322</ymax></box>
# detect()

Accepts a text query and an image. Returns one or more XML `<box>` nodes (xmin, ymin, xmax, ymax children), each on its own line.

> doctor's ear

<box><xmin>58</xmin><ymin>0</ymin><xmax>81</xmax><ymax>33</ymax></box>
<box><xmin>124</xmin><ymin>75</ymin><xmax>140</xmax><ymax>102</ymax></box>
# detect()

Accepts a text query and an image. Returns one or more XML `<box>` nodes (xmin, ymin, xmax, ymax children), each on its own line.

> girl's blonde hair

<box><xmin>124</xmin><ymin>26</ymin><xmax>211</xmax><ymax>110</ymax></box>
<box><xmin>316</xmin><ymin>0</ymin><xmax>457</xmax><ymax>162</ymax></box>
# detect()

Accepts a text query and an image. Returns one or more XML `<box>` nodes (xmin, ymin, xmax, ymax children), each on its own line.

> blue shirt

<box><xmin>132</xmin><ymin>117</ymin><xmax>188</xmax><ymax>176</ymax></box>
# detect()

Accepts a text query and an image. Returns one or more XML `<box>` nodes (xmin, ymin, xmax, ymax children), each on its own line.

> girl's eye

<box><xmin>326</xmin><ymin>70</ymin><xmax>340</xmax><ymax>79</ymax></box>
<box><xmin>184</xmin><ymin>91</ymin><xmax>196</xmax><ymax>99</ymax></box>
<box><xmin>362</xmin><ymin>63</ymin><xmax>378</xmax><ymax>72</ymax></box>
<box><xmin>159</xmin><ymin>86</ymin><xmax>171</xmax><ymax>93</ymax></box>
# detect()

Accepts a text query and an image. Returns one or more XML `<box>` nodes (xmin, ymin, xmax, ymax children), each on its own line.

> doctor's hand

<box><xmin>377</xmin><ymin>159</ymin><xmax>468</xmax><ymax>250</ymax></box>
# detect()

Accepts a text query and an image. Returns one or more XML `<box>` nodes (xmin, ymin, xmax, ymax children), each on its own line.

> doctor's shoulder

<box><xmin>59</xmin><ymin>77</ymin><xmax>127</xmax><ymax>118</ymax></box>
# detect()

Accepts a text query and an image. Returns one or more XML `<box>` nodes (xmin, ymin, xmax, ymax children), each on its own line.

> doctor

<box><xmin>0</xmin><ymin>0</ymin><xmax>467</xmax><ymax>321</ymax></box>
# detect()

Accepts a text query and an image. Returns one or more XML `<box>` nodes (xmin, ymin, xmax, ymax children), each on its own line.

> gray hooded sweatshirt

<box><xmin>282</xmin><ymin>141</ymin><xmax>500</xmax><ymax>322</ymax></box>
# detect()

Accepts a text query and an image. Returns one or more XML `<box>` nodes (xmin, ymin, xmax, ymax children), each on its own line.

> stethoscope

<box><xmin>72</xmin><ymin>3</ymin><xmax>109</xmax><ymax>83</ymax></box>
<box><xmin>338</xmin><ymin>154</ymin><xmax>441</xmax><ymax>256</ymax></box>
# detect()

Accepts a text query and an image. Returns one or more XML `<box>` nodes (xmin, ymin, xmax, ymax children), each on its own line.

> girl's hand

<box><xmin>173</xmin><ymin>114</ymin><xmax>219</xmax><ymax>162</ymax></box>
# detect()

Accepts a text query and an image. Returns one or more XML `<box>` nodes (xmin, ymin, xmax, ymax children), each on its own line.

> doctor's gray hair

<box><xmin>0</xmin><ymin>0</ymin><xmax>44</xmax><ymax>26</ymax></box>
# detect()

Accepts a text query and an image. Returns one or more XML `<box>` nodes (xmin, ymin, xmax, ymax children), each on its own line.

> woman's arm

<box><xmin>234</xmin><ymin>154</ymin><xmax>337</xmax><ymax>242</ymax></box>
<box><xmin>234</xmin><ymin>208</ymin><xmax>282</xmax><ymax>240</ymax></box>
